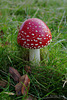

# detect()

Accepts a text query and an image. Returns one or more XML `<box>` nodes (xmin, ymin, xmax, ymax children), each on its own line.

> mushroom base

<box><xmin>29</xmin><ymin>49</ymin><xmax>40</xmax><ymax>65</ymax></box>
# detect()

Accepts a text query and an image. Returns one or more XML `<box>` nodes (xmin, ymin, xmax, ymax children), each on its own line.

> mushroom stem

<box><xmin>29</xmin><ymin>49</ymin><xmax>40</xmax><ymax>65</ymax></box>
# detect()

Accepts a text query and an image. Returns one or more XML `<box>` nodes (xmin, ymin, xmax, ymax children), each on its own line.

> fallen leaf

<box><xmin>15</xmin><ymin>74</ymin><xmax>28</xmax><ymax>96</ymax></box>
<box><xmin>9</xmin><ymin>67</ymin><xmax>21</xmax><ymax>82</ymax></box>
<box><xmin>15</xmin><ymin>82</ymin><xmax>22</xmax><ymax>96</ymax></box>
<box><xmin>0</xmin><ymin>80</ymin><xmax>7</xmax><ymax>88</ymax></box>
<box><xmin>15</xmin><ymin>74</ymin><xmax>30</xmax><ymax>96</ymax></box>
<box><xmin>19</xmin><ymin>74</ymin><xmax>26</xmax><ymax>82</ymax></box>
<box><xmin>24</xmin><ymin>65</ymin><xmax>31</xmax><ymax>73</ymax></box>
<box><xmin>21</xmin><ymin>74</ymin><xmax>30</xmax><ymax>95</ymax></box>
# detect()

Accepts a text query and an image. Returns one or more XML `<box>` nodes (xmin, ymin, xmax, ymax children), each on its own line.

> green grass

<box><xmin>0</xmin><ymin>0</ymin><xmax>67</xmax><ymax>99</ymax></box>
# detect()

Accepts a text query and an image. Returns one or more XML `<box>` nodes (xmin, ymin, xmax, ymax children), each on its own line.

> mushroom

<box><xmin>17</xmin><ymin>18</ymin><xmax>52</xmax><ymax>65</ymax></box>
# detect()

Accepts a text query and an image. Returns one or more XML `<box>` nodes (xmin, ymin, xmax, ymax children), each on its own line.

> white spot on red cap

<box><xmin>35</xmin><ymin>40</ymin><xmax>38</xmax><ymax>42</ymax></box>
<box><xmin>27</xmin><ymin>44</ymin><xmax>29</xmax><ymax>45</ymax></box>
<box><xmin>24</xmin><ymin>41</ymin><xmax>26</xmax><ymax>44</ymax></box>
<box><xmin>19</xmin><ymin>33</ymin><xmax>21</xmax><ymax>35</ymax></box>
<box><xmin>42</xmin><ymin>45</ymin><xmax>44</xmax><ymax>47</ymax></box>
<box><xmin>35</xmin><ymin>44</ymin><xmax>38</xmax><ymax>46</ymax></box>
<box><xmin>46</xmin><ymin>34</ymin><xmax>48</xmax><ymax>36</ymax></box>
<box><xmin>50</xmin><ymin>39</ymin><xmax>52</xmax><ymax>42</ymax></box>
<box><xmin>37</xmin><ymin>37</ymin><xmax>42</xmax><ymax>40</ymax></box>
<box><xmin>29</xmin><ymin>22</ymin><xmax>30</xmax><ymax>24</ymax></box>
<box><xmin>36</xmin><ymin>30</ymin><xmax>38</xmax><ymax>32</ymax></box>
<box><xmin>44</xmin><ymin>38</ymin><xmax>46</xmax><ymax>39</ymax></box>
<box><xmin>38</xmin><ymin>46</ymin><xmax>40</xmax><ymax>48</ymax></box>
<box><xmin>34</xmin><ymin>47</ymin><xmax>36</xmax><ymax>49</ymax></box>
<box><xmin>22</xmin><ymin>31</ymin><xmax>24</xmax><ymax>33</ymax></box>
<box><xmin>27</xmin><ymin>27</ymin><xmax>29</xmax><ymax>29</ymax></box>
<box><xmin>32</xmin><ymin>33</ymin><xmax>34</xmax><ymax>36</ymax></box>
<box><xmin>19</xmin><ymin>36</ymin><xmax>21</xmax><ymax>38</ymax></box>
<box><xmin>22</xmin><ymin>38</ymin><xmax>25</xmax><ymax>40</ymax></box>
<box><xmin>31</xmin><ymin>44</ymin><xmax>34</xmax><ymax>45</ymax></box>
<box><xmin>48</xmin><ymin>41</ymin><xmax>50</xmax><ymax>43</ymax></box>
<box><xmin>35</xmin><ymin>26</ymin><xmax>37</xmax><ymax>28</ymax></box>
<box><xmin>45</xmin><ymin>30</ymin><xmax>48</xmax><ymax>32</ymax></box>
<box><xmin>27</xmin><ymin>39</ymin><xmax>30</xmax><ymax>41</ymax></box>
<box><xmin>26</xmin><ymin>35</ymin><xmax>29</xmax><ymax>37</ymax></box>
<box><xmin>39</xmin><ymin>42</ymin><xmax>42</xmax><ymax>44</ymax></box>
<box><xmin>42</xmin><ymin>34</ymin><xmax>44</xmax><ymax>36</ymax></box>
<box><xmin>24</xmin><ymin>33</ymin><xmax>26</xmax><ymax>35</ymax></box>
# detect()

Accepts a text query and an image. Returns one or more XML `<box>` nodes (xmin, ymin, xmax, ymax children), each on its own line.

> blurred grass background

<box><xmin>0</xmin><ymin>0</ymin><xmax>67</xmax><ymax>99</ymax></box>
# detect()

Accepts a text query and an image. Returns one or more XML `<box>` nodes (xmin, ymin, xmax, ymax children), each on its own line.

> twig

<box><xmin>3</xmin><ymin>92</ymin><xmax>15</xmax><ymax>95</ymax></box>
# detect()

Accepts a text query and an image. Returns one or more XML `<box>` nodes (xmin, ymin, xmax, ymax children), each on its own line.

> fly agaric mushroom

<box><xmin>17</xmin><ymin>18</ymin><xmax>52</xmax><ymax>64</ymax></box>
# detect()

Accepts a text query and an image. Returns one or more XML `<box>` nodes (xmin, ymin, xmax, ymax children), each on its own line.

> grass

<box><xmin>0</xmin><ymin>0</ymin><xmax>67</xmax><ymax>99</ymax></box>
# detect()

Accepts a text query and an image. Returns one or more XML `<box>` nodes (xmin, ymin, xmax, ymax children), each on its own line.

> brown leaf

<box><xmin>24</xmin><ymin>65</ymin><xmax>31</xmax><ymax>73</ymax></box>
<box><xmin>21</xmin><ymin>74</ymin><xmax>30</xmax><ymax>95</ymax></box>
<box><xmin>15</xmin><ymin>75</ymin><xmax>27</xmax><ymax>96</ymax></box>
<box><xmin>15</xmin><ymin>74</ymin><xmax>30</xmax><ymax>96</ymax></box>
<box><xmin>19</xmin><ymin>74</ymin><xmax>26</xmax><ymax>82</ymax></box>
<box><xmin>0</xmin><ymin>80</ymin><xmax>7</xmax><ymax>88</ymax></box>
<box><xmin>9</xmin><ymin>67</ymin><xmax>21</xmax><ymax>82</ymax></box>
<box><xmin>15</xmin><ymin>82</ymin><xmax>22</xmax><ymax>96</ymax></box>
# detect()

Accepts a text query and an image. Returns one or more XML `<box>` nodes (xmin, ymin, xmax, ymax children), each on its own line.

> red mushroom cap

<box><xmin>17</xmin><ymin>18</ymin><xmax>52</xmax><ymax>49</ymax></box>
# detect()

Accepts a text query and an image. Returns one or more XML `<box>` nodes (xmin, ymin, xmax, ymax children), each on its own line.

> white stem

<box><xmin>29</xmin><ymin>49</ymin><xmax>40</xmax><ymax>65</ymax></box>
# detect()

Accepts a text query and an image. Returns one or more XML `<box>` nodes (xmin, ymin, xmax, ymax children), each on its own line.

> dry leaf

<box><xmin>24</xmin><ymin>65</ymin><xmax>31</xmax><ymax>73</ymax></box>
<box><xmin>15</xmin><ymin>82</ymin><xmax>22</xmax><ymax>96</ymax></box>
<box><xmin>15</xmin><ymin>74</ymin><xmax>29</xmax><ymax>96</ymax></box>
<box><xmin>0</xmin><ymin>80</ymin><xmax>7</xmax><ymax>88</ymax></box>
<box><xmin>9</xmin><ymin>67</ymin><xmax>21</xmax><ymax>82</ymax></box>
<box><xmin>15</xmin><ymin>74</ymin><xmax>30</xmax><ymax>96</ymax></box>
<box><xmin>21</xmin><ymin>74</ymin><xmax>30</xmax><ymax>95</ymax></box>
<box><xmin>19</xmin><ymin>74</ymin><xmax>26</xmax><ymax>82</ymax></box>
